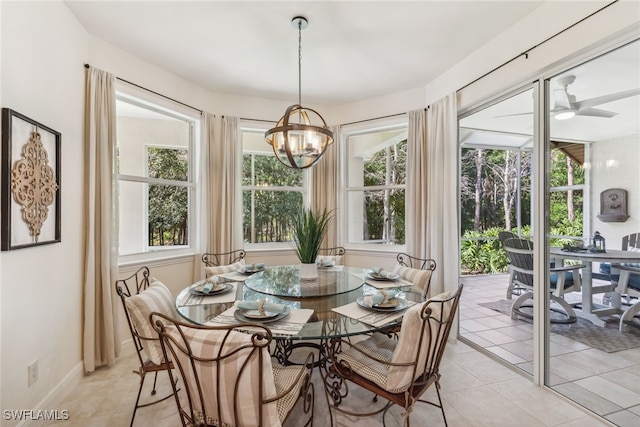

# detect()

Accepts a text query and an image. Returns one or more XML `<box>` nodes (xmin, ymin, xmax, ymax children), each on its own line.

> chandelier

<box><xmin>265</xmin><ymin>16</ymin><xmax>334</xmax><ymax>170</ymax></box>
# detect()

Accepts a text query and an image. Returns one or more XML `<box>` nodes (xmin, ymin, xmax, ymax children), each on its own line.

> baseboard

<box><xmin>17</xmin><ymin>362</ymin><xmax>84</xmax><ymax>427</ymax></box>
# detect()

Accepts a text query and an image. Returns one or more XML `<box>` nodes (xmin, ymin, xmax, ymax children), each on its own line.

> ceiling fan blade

<box><xmin>574</xmin><ymin>108</ymin><xmax>617</xmax><ymax>118</ymax></box>
<box><xmin>574</xmin><ymin>88</ymin><xmax>640</xmax><ymax>110</ymax></box>
<box><xmin>494</xmin><ymin>112</ymin><xmax>532</xmax><ymax>118</ymax></box>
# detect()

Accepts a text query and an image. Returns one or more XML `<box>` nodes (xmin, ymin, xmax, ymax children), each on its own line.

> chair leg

<box><xmin>435</xmin><ymin>381</ymin><xmax>448</xmax><ymax>427</ymax></box>
<box><xmin>620</xmin><ymin>300</ymin><xmax>640</xmax><ymax>331</ymax></box>
<box><xmin>151</xmin><ymin>371</ymin><xmax>158</xmax><ymax>395</ymax></box>
<box><xmin>129</xmin><ymin>371</ymin><xmax>147</xmax><ymax>427</ymax></box>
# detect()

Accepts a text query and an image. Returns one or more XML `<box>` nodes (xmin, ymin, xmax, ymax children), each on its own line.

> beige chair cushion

<box><xmin>205</xmin><ymin>260</ymin><xmax>245</xmax><ymax>278</ymax></box>
<box><xmin>164</xmin><ymin>325</ymin><xmax>282</xmax><ymax>427</ymax></box>
<box><xmin>336</xmin><ymin>290</ymin><xmax>453</xmax><ymax>393</ymax></box>
<box><xmin>393</xmin><ymin>264</ymin><xmax>432</xmax><ymax>293</ymax></box>
<box><xmin>124</xmin><ymin>279</ymin><xmax>177</xmax><ymax>365</ymax></box>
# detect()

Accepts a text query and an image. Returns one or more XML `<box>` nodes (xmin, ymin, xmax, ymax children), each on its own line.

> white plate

<box><xmin>234</xmin><ymin>306</ymin><xmax>291</xmax><ymax>323</ymax></box>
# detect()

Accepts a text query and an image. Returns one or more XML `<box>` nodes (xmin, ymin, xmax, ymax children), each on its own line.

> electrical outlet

<box><xmin>28</xmin><ymin>361</ymin><xmax>39</xmax><ymax>386</ymax></box>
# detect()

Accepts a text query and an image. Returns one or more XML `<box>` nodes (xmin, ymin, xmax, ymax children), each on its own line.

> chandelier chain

<box><xmin>297</xmin><ymin>19</ymin><xmax>302</xmax><ymax>107</ymax></box>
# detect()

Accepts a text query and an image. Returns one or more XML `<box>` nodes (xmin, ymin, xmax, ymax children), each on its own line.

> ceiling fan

<box><xmin>499</xmin><ymin>74</ymin><xmax>640</xmax><ymax>120</ymax></box>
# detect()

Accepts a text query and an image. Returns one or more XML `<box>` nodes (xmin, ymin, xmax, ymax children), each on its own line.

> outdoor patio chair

<box><xmin>608</xmin><ymin>233</ymin><xmax>640</xmax><ymax>331</ymax></box>
<box><xmin>150</xmin><ymin>312</ymin><xmax>314</xmax><ymax>427</ymax></box>
<box><xmin>324</xmin><ymin>284</ymin><xmax>462</xmax><ymax>427</ymax></box>
<box><xmin>503</xmin><ymin>237</ymin><xmax>582</xmax><ymax>324</ymax></box>
<box><xmin>115</xmin><ymin>267</ymin><xmax>178</xmax><ymax>427</ymax></box>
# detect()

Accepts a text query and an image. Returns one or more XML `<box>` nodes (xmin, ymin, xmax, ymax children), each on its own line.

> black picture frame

<box><xmin>1</xmin><ymin>108</ymin><xmax>61</xmax><ymax>250</ymax></box>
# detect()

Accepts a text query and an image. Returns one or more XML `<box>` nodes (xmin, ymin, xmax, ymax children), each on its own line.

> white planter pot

<box><xmin>299</xmin><ymin>262</ymin><xmax>318</xmax><ymax>281</ymax></box>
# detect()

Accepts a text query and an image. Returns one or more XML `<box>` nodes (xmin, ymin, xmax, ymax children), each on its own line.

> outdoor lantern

<box><xmin>592</xmin><ymin>231</ymin><xmax>606</xmax><ymax>253</ymax></box>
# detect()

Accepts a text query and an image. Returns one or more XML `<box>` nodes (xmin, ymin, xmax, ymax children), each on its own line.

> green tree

<box><xmin>147</xmin><ymin>147</ymin><xmax>189</xmax><ymax>246</ymax></box>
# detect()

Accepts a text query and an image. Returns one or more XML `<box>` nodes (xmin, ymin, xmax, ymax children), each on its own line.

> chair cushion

<box><xmin>622</xmin><ymin>247</ymin><xmax>640</xmax><ymax>268</ymax></box>
<box><xmin>205</xmin><ymin>260</ymin><xmax>245</xmax><ymax>278</ymax></box>
<box><xmin>393</xmin><ymin>265</ymin><xmax>432</xmax><ymax>294</ymax></box>
<box><xmin>550</xmin><ymin>271</ymin><xmax>576</xmax><ymax>290</ymax></box>
<box><xmin>124</xmin><ymin>279</ymin><xmax>178</xmax><ymax>365</ymax></box>
<box><xmin>336</xmin><ymin>333</ymin><xmax>396</xmax><ymax>391</ymax></box>
<box><xmin>386</xmin><ymin>290</ymin><xmax>452</xmax><ymax>392</ymax></box>
<box><xmin>165</xmin><ymin>325</ymin><xmax>281</xmax><ymax>427</ymax></box>
<box><xmin>337</xmin><ymin>291</ymin><xmax>454</xmax><ymax>394</ymax></box>
<box><xmin>272</xmin><ymin>364</ymin><xmax>307</xmax><ymax>422</ymax></box>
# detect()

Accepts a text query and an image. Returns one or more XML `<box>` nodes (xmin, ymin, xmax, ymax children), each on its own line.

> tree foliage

<box><xmin>147</xmin><ymin>147</ymin><xmax>189</xmax><ymax>246</ymax></box>
<box><xmin>243</xmin><ymin>154</ymin><xmax>303</xmax><ymax>243</ymax></box>
<box><xmin>461</xmin><ymin>147</ymin><xmax>583</xmax><ymax>274</ymax></box>
<box><xmin>362</xmin><ymin>139</ymin><xmax>407</xmax><ymax>244</ymax></box>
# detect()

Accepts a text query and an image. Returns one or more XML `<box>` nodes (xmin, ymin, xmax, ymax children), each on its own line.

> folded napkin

<box><xmin>201</xmin><ymin>276</ymin><xmax>220</xmax><ymax>294</ymax></box>
<box><xmin>370</xmin><ymin>267</ymin><xmax>395</xmax><ymax>279</ymax></box>
<box><xmin>237</xmin><ymin>262</ymin><xmax>265</xmax><ymax>273</ymax></box>
<box><xmin>362</xmin><ymin>289</ymin><xmax>400</xmax><ymax>307</ymax></box>
<box><xmin>318</xmin><ymin>259</ymin><xmax>335</xmax><ymax>268</ymax></box>
<box><xmin>235</xmin><ymin>299</ymin><xmax>286</xmax><ymax>314</ymax></box>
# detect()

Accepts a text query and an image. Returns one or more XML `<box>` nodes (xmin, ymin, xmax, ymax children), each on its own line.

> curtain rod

<box><xmin>457</xmin><ymin>0</ymin><xmax>618</xmax><ymax>92</ymax></box>
<box><xmin>84</xmin><ymin>63</ymin><xmax>203</xmax><ymax>114</ymax></box>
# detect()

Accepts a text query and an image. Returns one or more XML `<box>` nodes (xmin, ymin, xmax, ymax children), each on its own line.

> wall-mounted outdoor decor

<box><xmin>597</xmin><ymin>188</ymin><xmax>629</xmax><ymax>223</ymax></box>
<box><xmin>1</xmin><ymin>108</ymin><xmax>61</xmax><ymax>250</ymax></box>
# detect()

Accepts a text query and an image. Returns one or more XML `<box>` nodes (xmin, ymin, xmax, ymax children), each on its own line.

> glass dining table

<box><xmin>177</xmin><ymin>265</ymin><xmax>421</xmax><ymax>335</ymax></box>
<box><xmin>175</xmin><ymin>265</ymin><xmax>423</xmax><ymax>365</ymax></box>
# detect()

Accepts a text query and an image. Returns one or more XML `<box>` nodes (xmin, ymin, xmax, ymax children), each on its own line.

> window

<box><xmin>343</xmin><ymin>119</ymin><xmax>407</xmax><ymax>246</ymax></box>
<box><xmin>241</xmin><ymin>124</ymin><xmax>306</xmax><ymax>245</ymax></box>
<box><xmin>116</xmin><ymin>88</ymin><xmax>199</xmax><ymax>259</ymax></box>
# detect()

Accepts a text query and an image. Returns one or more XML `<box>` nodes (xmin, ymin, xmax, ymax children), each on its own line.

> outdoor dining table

<box><xmin>175</xmin><ymin>264</ymin><xmax>423</xmax><ymax>366</ymax></box>
<box><xmin>550</xmin><ymin>247</ymin><xmax>640</xmax><ymax>327</ymax></box>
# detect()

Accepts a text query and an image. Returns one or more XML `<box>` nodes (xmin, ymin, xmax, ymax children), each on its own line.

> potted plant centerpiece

<box><xmin>292</xmin><ymin>208</ymin><xmax>332</xmax><ymax>280</ymax></box>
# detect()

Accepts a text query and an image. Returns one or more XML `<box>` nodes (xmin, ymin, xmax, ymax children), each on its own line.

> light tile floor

<box><xmin>38</xmin><ymin>333</ymin><xmax>611</xmax><ymax>427</ymax></box>
<box><xmin>460</xmin><ymin>274</ymin><xmax>640</xmax><ymax>427</ymax></box>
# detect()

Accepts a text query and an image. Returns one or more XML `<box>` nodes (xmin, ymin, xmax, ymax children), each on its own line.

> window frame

<box><xmin>340</xmin><ymin>115</ymin><xmax>408</xmax><ymax>252</ymax></box>
<box><xmin>240</xmin><ymin>120</ymin><xmax>310</xmax><ymax>250</ymax></box>
<box><xmin>115</xmin><ymin>83</ymin><xmax>201</xmax><ymax>264</ymax></box>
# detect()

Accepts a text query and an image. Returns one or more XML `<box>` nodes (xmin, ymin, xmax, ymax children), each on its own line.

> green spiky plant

<box><xmin>292</xmin><ymin>208</ymin><xmax>333</xmax><ymax>263</ymax></box>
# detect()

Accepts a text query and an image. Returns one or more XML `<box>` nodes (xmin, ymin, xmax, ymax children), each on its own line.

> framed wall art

<box><xmin>1</xmin><ymin>108</ymin><xmax>61</xmax><ymax>250</ymax></box>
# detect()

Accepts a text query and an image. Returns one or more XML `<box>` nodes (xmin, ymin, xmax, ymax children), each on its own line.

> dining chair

<box><xmin>115</xmin><ymin>267</ymin><xmax>178</xmax><ymax>427</ymax></box>
<box><xmin>324</xmin><ymin>284</ymin><xmax>462</xmax><ymax>427</ymax></box>
<box><xmin>498</xmin><ymin>231</ymin><xmax>522</xmax><ymax>299</ymax></box>
<box><xmin>150</xmin><ymin>312</ymin><xmax>315</xmax><ymax>427</ymax></box>
<box><xmin>394</xmin><ymin>253</ymin><xmax>436</xmax><ymax>297</ymax></box>
<box><xmin>503</xmin><ymin>237</ymin><xmax>581</xmax><ymax>324</ymax></box>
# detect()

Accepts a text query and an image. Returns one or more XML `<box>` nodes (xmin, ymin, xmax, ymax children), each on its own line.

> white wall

<box><xmin>590</xmin><ymin>133</ymin><xmax>640</xmax><ymax>248</ymax></box>
<box><xmin>0</xmin><ymin>1</ymin><xmax>87</xmax><ymax>423</ymax></box>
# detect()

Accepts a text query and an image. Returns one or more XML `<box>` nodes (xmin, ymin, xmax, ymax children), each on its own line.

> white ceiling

<box><xmin>65</xmin><ymin>0</ymin><xmax>546</xmax><ymax>105</ymax></box>
<box><xmin>461</xmin><ymin>39</ymin><xmax>640</xmax><ymax>143</ymax></box>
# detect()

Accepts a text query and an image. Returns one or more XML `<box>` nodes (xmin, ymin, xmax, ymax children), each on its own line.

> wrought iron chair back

<box><xmin>396</xmin><ymin>252</ymin><xmax>436</xmax><ymax>272</ymax></box>
<box><xmin>150</xmin><ymin>313</ymin><xmax>314</xmax><ymax>427</ymax></box>
<box><xmin>201</xmin><ymin>249</ymin><xmax>246</xmax><ymax>267</ymax></box>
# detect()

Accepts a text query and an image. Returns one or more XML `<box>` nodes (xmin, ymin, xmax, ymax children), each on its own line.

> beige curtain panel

<box><xmin>83</xmin><ymin>66</ymin><xmax>121</xmax><ymax>372</ymax></box>
<box><xmin>311</xmin><ymin>124</ymin><xmax>340</xmax><ymax>248</ymax></box>
<box><xmin>406</xmin><ymin>94</ymin><xmax>458</xmax><ymax>296</ymax></box>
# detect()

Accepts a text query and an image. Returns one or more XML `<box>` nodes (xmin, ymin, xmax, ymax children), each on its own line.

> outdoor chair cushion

<box><xmin>124</xmin><ymin>279</ymin><xmax>177</xmax><ymax>365</ymax></box>
<box><xmin>550</xmin><ymin>271</ymin><xmax>578</xmax><ymax>290</ymax></box>
<box><xmin>600</xmin><ymin>263</ymin><xmax>640</xmax><ymax>290</ymax></box>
